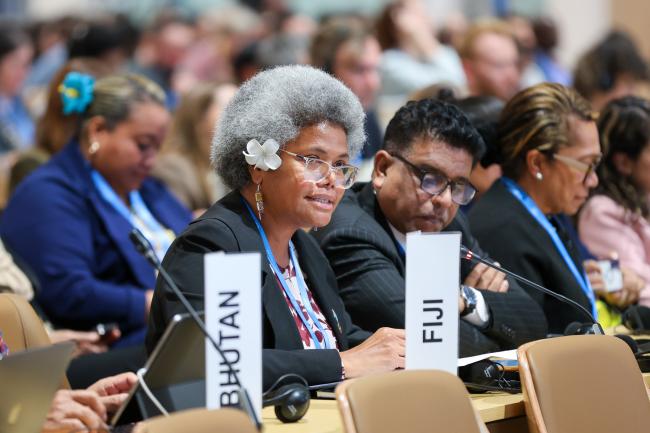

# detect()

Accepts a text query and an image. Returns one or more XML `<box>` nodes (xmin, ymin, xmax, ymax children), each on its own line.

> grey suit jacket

<box><xmin>312</xmin><ymin>182</ymin><xmax>548</xmax><ymax>356</ymax></box>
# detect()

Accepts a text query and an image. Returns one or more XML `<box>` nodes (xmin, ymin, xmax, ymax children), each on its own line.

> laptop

<box><xmin>111</xmin><ymin>313</ymin><xmax>205</xmax><ymax>426</ymax></box>
<box><xmin>0</xmin><ymin>342</ymin><xmax>75</xmax><ymax>433</ymax></box>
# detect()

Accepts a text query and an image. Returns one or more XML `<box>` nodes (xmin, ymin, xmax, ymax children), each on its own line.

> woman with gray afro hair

<box><xmin>212</xmin><ymin>65</ymin><xmax>366</xmax><ymax>190</ymax></box>
<box><xmin>148</xmin><ymin>65</ymin><xmax>405</xmax><ymax>395</ymax></box>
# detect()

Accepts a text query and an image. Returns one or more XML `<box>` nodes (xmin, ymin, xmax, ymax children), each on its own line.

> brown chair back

<box><xmin>0</xmin><ymin>293</ymin><xmax>52</xmax><ymax>351</ymax></box>
<box><xmin>518</xmin><ymin>335</ymin><xmax>650</xmax><ymax>433</ymax></box>
<box><xmin>132</xmin><ymin>408</ymin><xmax>258</xmax><ymax>433</ymax></box>
<box><xmin>0</xmin><ymin>293</ymin><xmax>71</xmax><ymax>388</ymax></box>
<box><xmin>336</xmin><ymin>370</ymin><xmax>485</xmax><ymax>433</ymax></box>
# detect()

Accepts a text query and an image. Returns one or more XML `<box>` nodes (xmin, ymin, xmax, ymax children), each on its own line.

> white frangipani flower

<box><xmin>243</xmin><ymin>139</ymin><xmax>282</xmax><ymax>171</ymax></box>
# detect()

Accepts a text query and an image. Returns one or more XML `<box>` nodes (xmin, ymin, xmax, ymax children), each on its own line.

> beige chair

<box><xmin>336</xmin><ymin>370</ymin><xmax>486</xmax><ymax>433</ymax></box>
<box><xmin>132</xmin><ymin>408</ymin><xmax>258</xmax><ymax>433</ymax></box>
<box><xmin>518</xmin><ymin>335</ymin><xmax>650</xmax><ymax>433</ymax></box>
<box><xmin>0</xmin><ymin>293</ymin><xmax>52</xmax><ymax>351</ymax></box>
<box><xmin>0</xmin><ymin>293</ymin><xmax>71</xmax><ymax>388</ymax></box>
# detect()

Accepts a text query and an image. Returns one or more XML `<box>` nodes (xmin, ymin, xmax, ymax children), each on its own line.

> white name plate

<box><xmin>405</xmin><ymin>231</ymin><xmax>460</xmax><ymax>373</ymax></box>
<box><xmin>205</xmin><ymin>252</ymin><xmax>262</xmax><ymax>419</ymax></box>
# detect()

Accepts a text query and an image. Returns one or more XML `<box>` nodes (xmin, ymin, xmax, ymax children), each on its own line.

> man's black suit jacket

<box><xmin>469</xmin><ymin>179</ymin><xmax>593</xmax><ymax>334</ymax></box>
<box><xmin>312</xmin><ymin>182</ymin><xmax>547</xmax><ymax>356</ymax></box>
<box><xmin>146</xmin><ymin>191</ymin><xmax>370</xmax><ymax>389</ymax></box>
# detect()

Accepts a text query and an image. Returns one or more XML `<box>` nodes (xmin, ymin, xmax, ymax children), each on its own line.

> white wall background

<box><xmin>544</xmin><ymin>0</ymin><xmax>611</xmax><ymax>70</ymax></box>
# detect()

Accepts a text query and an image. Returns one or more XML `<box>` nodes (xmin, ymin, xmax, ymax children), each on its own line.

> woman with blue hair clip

<box><xmin>1</xmin><ymin>72</ymin><xmax>192</xmax><ymax>347</ymax></box>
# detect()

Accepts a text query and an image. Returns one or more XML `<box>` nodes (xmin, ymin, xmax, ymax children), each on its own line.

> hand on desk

<box><xmin>339</xmin><ymin>328</ymin><xmax>405</xmax><ymax>378</ymax></box>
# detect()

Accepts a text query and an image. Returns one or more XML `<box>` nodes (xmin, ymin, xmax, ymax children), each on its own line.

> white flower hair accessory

<box><xmin>243</xmin><ymin>139</ymin><xmax>282</xmax><ymax>171</ymax></box>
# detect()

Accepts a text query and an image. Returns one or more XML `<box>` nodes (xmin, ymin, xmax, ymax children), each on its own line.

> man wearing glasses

<box><xmin>312</xmin><ymin>99</ymin><xmax>547</xmax><ymax>356</ymax></box>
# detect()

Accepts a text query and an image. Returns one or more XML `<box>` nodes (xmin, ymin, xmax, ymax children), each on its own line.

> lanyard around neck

<box><xmin>501</xmin><ymin>177</ymin><xmax>598</xmax><ymax>319</ymax></box>
<box><xmin>241</xmin><ymin>197</ymin><xmax>331</xmax><ymax>349</ymax></box>
<box><xmin>91</xmin><ymin>170</ymin><xmax>172</xmax><ymax>260</ymax></box>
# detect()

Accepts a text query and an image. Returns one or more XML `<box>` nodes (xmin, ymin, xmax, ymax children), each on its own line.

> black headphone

<box><xmin>262</xmin><ymin>374</ymin><xmax>310</xmax><ymax>423</ymax></box>
<box><xmin>622</xmin><ymin>305</ymin><xmax>650</xmax><ymax>333</ymax></box>
<box><xmin>458</xmin><ymin>360</ymin><xmax>521</xmax><ymax>394</ymax></box>
<box><xmin>614</xmin><ymin>334</ymin><xmax>650</xmax><ymax>372</ymax></box>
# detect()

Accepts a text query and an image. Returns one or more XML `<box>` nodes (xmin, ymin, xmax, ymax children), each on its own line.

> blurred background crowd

<box><xmin>0</xmin><ymin>0</ymin><xmax>649</xmax><ymax>207</ymax></box>
<box><xmin>2</xmin><ymin>0</ymin><xmax>650</xmax><ymax>386</ymax></box>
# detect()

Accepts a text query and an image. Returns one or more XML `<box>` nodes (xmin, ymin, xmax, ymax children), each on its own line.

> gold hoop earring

<box><xmin>89</xmin><ymin>141</ymin><xmax>100</xmax><ymax>155</ymax></box>
<box><xmin>255</xmin><ymin>183</ymin><xmax>264</xmax><ymax>220</ymax></box>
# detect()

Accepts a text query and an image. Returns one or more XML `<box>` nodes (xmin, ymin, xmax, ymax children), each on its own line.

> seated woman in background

<box><xmin>375</xmin><ymin>0</ymin><xmax>466</xmax><ymax>99</ymax></box>
<box><xmin>0</xmin><ymin>26</ymin><xmax>34</xmax><ymax>152</ymax></box>
<box><xmin>147</xmin><ymin>65</ymin><xmax>405</xmax><ymax>389</ymax></box>
<box><xmin>579</xmin><ymin>96</ymin><xmax>650</xmax><ymax>308</ymax></box>
<box><xmin>8</xmin><ymin>58</ymin><xmax>111</xmax><ymax>196</ymax></box>
<box><xmin>469</xmin><ymin>83</ymin><xmax>603</xmax><ymax>334</ymax></box>
<box><xmin>152</xmin><ymin>82</ymin><xmax>237</xmax><ymax>212</ymax></box>
<box><xmin>1</xmin><ymin>72</ymin><xmax>192</xmax><ymax>346</ymax></box>
<box><xmin>36</xmin><ymin>58</ymin><xmax>112</xmax><ymax>156</ymax></box>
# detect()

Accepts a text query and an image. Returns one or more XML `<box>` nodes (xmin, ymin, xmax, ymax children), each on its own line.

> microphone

<box><xmin>460</xmin><ymin>244</ymin><xmax>604</xmax><ymax>335</ymax></box>
<box><xmin>129</xmin><ymin>229</ymin><xmax>262</xmax><ymax>429</ymax></box>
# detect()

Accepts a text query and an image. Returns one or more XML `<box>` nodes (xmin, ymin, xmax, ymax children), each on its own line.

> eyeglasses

<box><xmin>280</xmin><ymin>150</ymin><xmax>359</xmax><ymax>189</ymax></box>
<box><xmin>552</xmin><ymin>153</ymin><xmax>601</xmax><ymax>185</ymax></box>
<box><xmin>392</xmin><ymin>154</ymin><xmax>476</xmax><ymax>205</ymax></box>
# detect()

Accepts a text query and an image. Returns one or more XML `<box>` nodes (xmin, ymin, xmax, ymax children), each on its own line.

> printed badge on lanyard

<box><xmin>242</xmin><ymin>197</ymin><xmax>331</xmax><ymax>349</ymax></box>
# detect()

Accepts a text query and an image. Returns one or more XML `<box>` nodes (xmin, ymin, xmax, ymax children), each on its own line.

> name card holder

<box><xmin>405</xmin><ymin>231</ymin><xmax>460</xmax><ymax>374</ymax></box>
<box><xmin>204</xmin><ymin>252</ymin><xmax>262</xmax><ymax>419</ymax></box>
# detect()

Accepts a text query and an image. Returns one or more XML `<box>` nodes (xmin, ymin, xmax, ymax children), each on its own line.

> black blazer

<box><xmin>312</xmin><ymin>182</ymin><xmax>547</xmax><ymax>356</ymax></box>
<box><xmin>468</xmin><ymin>180</ymin><xmax>593</xmax><ymax>334</ymax></box>
<box><xmin>146</xmin><ymin>191</ymin><xmax>370</xmax><ymax>389</ymax></box>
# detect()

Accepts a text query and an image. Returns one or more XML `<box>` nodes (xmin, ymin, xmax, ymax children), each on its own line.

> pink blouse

<box><xmin>579</xmin><ymin>195</ymin><xmax>650</xmax><ymax>306</ymax></box>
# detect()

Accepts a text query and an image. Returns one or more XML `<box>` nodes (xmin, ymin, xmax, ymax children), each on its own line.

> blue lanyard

<box><xmin>501</xmin><ymin>177</ymin><xmax>598</xmax><ymax>318</ymax></box>
<box><xmin>242</xmin><ymin>198</ymin><xmax>331</xmax><ymax>349</ymax></box>
<box><xmin>91</xmin><ymin>170</ymin><xmax>172</xmax><ymax>261</ymax></box>
<box><xmin>391</xmin><ymin>229</ymin><xmax>405</xmax><ymax>258</ymax></box>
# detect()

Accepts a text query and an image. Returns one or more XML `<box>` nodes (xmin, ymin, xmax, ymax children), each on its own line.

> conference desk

<box><xmin>262</xmin><ymin>392</ymin><xmax>528</xmax><ymax>433</ymax></box>
<box><xmin>262</xmin><ymin>373</ymin><xmax>650</xmax><ymax>433</ymax></box>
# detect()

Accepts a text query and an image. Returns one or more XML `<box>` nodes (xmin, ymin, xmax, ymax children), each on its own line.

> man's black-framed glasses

<box><xmin>392</xmin><ymin>153</ymin><xmax>476</xmax><ymax>205</ymax></box>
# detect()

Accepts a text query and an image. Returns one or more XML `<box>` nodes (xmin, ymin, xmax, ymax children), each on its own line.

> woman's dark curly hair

<box><xmin>597</xmin><ymin>96</ymin><xmax>650</xmax><ymax>217</ymax></box>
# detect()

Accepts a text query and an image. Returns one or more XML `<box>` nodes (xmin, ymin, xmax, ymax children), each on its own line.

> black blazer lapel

<box><xmin>218</xmin><ymin>192</ymin><xmax>305</xmax><ymax>350</ymax></box>
<box><xmin>356</xmin><ymin>182</ymin><xmax>406</xmax><ymax>273</ymax></box>
<box><xmin>260</xmin><ymin>268</ymin><xmax>305</xmax><ymax>350</ymax></box>
<box><xmin>63</xmin><ymin>143</ymin><xmax>154</xmax><ymax>289</ymax></box>
<box><xmin>90</xmin><ymin>192</ymin><xmax>155</xmax><ymax>288</ymax></box>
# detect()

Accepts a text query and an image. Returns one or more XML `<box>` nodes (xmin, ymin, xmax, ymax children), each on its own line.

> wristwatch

<box><xmin>460</xmin><ymin>285</ymin><xmax>477</xmax><ymax>317</ymax></box>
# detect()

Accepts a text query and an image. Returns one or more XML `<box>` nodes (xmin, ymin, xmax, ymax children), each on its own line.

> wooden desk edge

<box><xmin>261</xmin><ymin>372</ymin><xmax>650</xmax><ymax>431</ymax></box>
